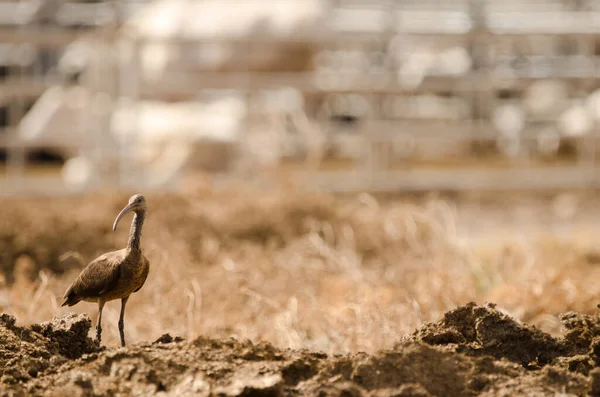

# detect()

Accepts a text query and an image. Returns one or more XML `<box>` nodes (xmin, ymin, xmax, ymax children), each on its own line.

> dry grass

<box><xmin>1</xmin><ymin>187</ymin><xmax>600</xmax><ymax>354</ymax></box>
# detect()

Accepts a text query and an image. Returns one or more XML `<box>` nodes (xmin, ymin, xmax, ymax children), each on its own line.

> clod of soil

<box><xmin>3</xmin><ymin>302</ymin><xmax>600</xmax><ymax>396</ymax></box>
<box><xmin>0</xmin><ymin>312</ymin><xmax>100</xmax><ymax>387</ymax></box>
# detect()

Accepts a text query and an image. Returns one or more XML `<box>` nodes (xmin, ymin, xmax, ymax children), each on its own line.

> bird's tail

<box><xmin>61</xmin><ymin>296</ymin><xmax>81</xmax><ymax>307</ymax></box>
<box><xmin>61</xmin><ymin>286</ymin><xmax>81</xmax><ymax>307</ymax></box>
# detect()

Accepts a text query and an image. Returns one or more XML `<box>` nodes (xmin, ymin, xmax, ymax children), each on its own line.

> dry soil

<box><xmin>3</xmin><ymin>302</ymin><xmax>600</xmax><ymax>396</ymax></box>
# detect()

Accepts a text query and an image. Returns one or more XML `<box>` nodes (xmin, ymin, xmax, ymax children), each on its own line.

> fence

<box><xmin>1</xmin><ymin>0</ymin><xmax>600</xmax><ymax>195</ymax></box>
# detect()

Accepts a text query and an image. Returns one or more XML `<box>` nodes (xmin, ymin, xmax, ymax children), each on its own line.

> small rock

<box><xmin>0</xmin><ymin>313</ymin><xmax>16</xmax><ymax>328</ymax></box>
<box><xmin>159</xmin><ymin>371</ymin><xmax>210</xmax><ymax>397</ymax></box>
<box><xmin>154</xmin><ymin>334</ymin><xmax>184</xmax><ymax>344</ymax></box>
<box><xmin>214</xmin><ymin>373</ymin><xmax>283</xmax><ymax>397</ymax></box>
<box><xmin>370</xmin><ymin>384</ymin><xmax>432</xmax><ymax>397</ymax></box>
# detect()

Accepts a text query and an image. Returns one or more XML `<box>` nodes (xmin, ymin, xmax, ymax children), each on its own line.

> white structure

<box><xmin>5</xmin><ymin>0</ymin><xmax>600</xmax><ymax>194</ymax></box>
<box><xmin>17</xmin><ymin>0</ymin><xmax>330</xmax><ymax>190</ymax></box>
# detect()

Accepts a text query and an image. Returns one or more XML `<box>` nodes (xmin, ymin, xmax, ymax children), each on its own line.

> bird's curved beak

<box><xmin>113</xmin><ymin>203</ymin><xmax>135</xmax><ymax>232</ymax></box>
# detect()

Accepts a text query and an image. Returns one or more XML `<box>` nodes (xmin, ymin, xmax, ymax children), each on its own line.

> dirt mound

<box><xmin>0</xmin><ymin>312</ymin><xmax>100</xmax><ymax>387</ymax></box>
<box><xmin>3</xmin><ymin>303</ymin><xmax>600</xmax><ymax>396</ymax></box>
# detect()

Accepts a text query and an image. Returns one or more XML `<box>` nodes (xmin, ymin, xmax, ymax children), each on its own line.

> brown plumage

<box><xmin>61</xmin><ymin>194</ymin><xmax>150</xmax><ymax>347</ymax></box>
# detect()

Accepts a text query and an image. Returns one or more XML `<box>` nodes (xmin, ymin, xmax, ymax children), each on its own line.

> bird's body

<box><xmin>61</xmin><ymin>194</ymin><xmax>150</xmax><ymax>347</ymax></box>
<box><xmin>62</xmin><ymin>249</ymin><xmax>149</xmax><ymax>305</ymax></box>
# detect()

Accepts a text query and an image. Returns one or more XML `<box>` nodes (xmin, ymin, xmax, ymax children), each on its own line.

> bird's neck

<box><xmin>127</xmin><ymin>210</ymin><xmax>145</xmax><ymax>253</ymax></box>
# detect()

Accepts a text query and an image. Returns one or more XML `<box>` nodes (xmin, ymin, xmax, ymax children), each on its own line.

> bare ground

<box><xmin>3</xmin><ymin>302</ymin><xmax>600</xmax><ymax>396</ymax></box>
<box><xmin>3</xmin><ymin>188</ymin><xmax>600</xmax><ymax>396</ymax></box>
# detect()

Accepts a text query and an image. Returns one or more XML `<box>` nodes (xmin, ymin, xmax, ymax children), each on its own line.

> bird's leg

<box><xmin>118</xmin><ymin>297</ymin><xmax>129</xmax><ymax>347</ymax></box>
<box><xmin>96</xmin><ymin>300</ymin><xmax>105</xmax><ymax>345</ymax></box>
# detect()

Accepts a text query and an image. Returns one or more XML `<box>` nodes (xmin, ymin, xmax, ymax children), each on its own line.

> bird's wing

<box><xmin>64</xmin><ymin>251</ymin><xmax>124</xmax><ymax>301</ymax></box>
<box><xmin>133</xmin><ymin>256</ymin><xmax>150</xmax><ymax>293</ymax></box>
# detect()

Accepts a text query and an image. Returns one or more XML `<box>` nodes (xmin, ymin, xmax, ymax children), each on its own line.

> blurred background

<box><xmin>2</xmin><ymin>0</ymin><xmax>600</xmax><ymax>194</ymax></box>
<box><xmin>4</xmin><ymin>0</ymin><xmax>600</xmax><ymax>352</ymax></box>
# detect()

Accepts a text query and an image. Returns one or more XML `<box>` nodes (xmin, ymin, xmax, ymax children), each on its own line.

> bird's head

<box><xmin>113</xmin><ymin>194</ymin><xmax>147</xmax><ymax>231</ymax></box>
